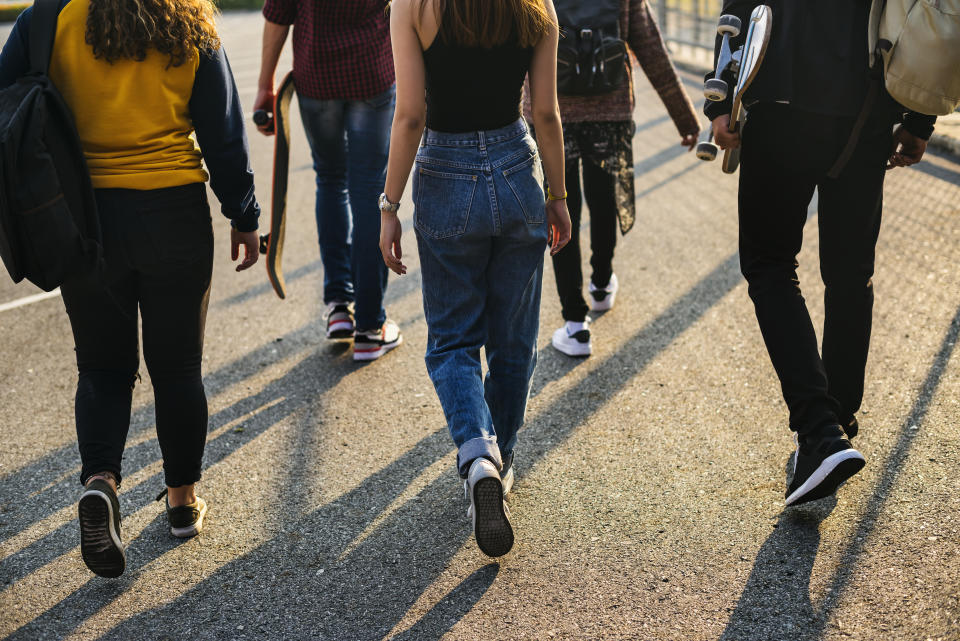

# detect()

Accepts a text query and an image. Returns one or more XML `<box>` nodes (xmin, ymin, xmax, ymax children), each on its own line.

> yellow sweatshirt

<box><xmin>47</xmin><ymin>0</ymin><xmax>208</xmax><ymax>190</ymax></box>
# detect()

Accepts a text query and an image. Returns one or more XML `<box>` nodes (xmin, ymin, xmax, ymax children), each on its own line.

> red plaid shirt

<box><xmin>263</xmin><ymin>0</ymin><xmax>395</xmax><ymax>101</ymax></box>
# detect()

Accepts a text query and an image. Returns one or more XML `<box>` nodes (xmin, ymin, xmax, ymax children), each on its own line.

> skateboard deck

<box><xmin>723</xmin><ymin>5</ymin><xmax>772</xmax><ymax>174</ymax></box>
<box><xmin>256</xmin><ymin>71</ymin><xmax>296</xmax><ymax>299</ymax></box>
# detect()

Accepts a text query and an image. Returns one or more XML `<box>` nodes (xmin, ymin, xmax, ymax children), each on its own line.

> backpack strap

<box><xmin>29</xmin><ymin>0</ymin><xmax>60</xmax><ymax>76</ymax></box>
<box><xmin>826</xmin><ymin>56</ymin><xmax>884</xmax><ymax>179</ymax></box>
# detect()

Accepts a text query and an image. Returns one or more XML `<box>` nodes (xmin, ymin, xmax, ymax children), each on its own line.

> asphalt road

<box><xmin>2</xmin><ymin>11</ymin><xmax>960</xmax><ymax>641</ymax></box>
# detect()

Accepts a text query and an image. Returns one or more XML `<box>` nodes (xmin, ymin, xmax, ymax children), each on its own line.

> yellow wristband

<box><xmin>547</xmin><ymin>186</ymin><xmax>567</xmax><ymax>201</ymax></box>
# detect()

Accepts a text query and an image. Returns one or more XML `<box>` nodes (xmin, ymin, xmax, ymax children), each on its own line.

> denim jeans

<box><xmin>60</xmin><ymin>184</ymin><xmax>213</xmax><ymax>487</ymax></box>
<box><xmin>298</xmin><ymin>86</ymin><xmax>395</xmax><ymax>330</ymax></box>
<box><xmin>414</xmin><ymin>119</ymin><xmax>549</xmax><ymax>477</ymax></box>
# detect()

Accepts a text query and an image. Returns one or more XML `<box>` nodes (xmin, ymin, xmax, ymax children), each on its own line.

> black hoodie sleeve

<box><xmin>189</xmin><ymin>46</ymin><xmax>261</xmax><ymax>232</ymax></box>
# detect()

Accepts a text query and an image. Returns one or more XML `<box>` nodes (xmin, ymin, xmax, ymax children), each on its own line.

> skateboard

<box><xmin>697</xmin><ymin>5</ymin><xmax>772</xmax><ymax>173</ymax></box>
<box><xmin>252</xmin><ymin>71</ymin><xmax>296</xmax><ymax>299</ymax></box>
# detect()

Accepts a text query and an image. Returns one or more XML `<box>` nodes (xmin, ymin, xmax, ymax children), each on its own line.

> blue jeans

<box><xmin>298</xmin><ymin>86</ymin><xmax>395</xmax><ymax>331</ymax></box>
<box><xmin>414</xmin><ymin>119</ymin><xmax>549</xmax><ymax>477</ymax></box>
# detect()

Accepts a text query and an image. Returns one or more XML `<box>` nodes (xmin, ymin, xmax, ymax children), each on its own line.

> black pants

<box><xmin>551</xmin><ymin>123</ymin><xmax>628</xmax><ymax>323</ymax></box>
<box><xmin>738</xmin><ymin>103</ymin><xmax>892</xmax><ymax>435</ymax></box>
<box><xmin>61</xmin><ymin>184</ymin><xmax>214</xmax><ymax>487</ymax></box>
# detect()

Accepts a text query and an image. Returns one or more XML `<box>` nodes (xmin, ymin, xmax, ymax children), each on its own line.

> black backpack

<box><xmin>555</xmin><ymin>0</ymin><xmax>628</xmax><ymax>96</ymax></box>
<box><xmin>0</xmin><ymin>0</ymin><xmax>101</xmax><ymax>292</ymax></box>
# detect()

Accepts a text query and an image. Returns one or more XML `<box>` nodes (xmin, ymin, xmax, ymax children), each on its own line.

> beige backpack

<box><xmin>869</xmin><ymin>0</ymin><xmax>960</xmax><ymax>116</ymax></box>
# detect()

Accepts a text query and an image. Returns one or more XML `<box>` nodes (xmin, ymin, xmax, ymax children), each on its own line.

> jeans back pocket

<box><xmin>501</xmin><ymin>153</ymin><xmax>545</xmax><ymax>225</ymax></box>
<box><xmin>414</xmin><ymin>165</ymin><xmax>479</xmax><ymax>239</ymax></box>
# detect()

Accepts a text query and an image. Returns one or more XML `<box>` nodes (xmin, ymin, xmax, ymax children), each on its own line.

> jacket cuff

<box><xmin>230</xmin><ymin>209</ymin><xmax>260</xmax><ymax>233</ymax></box>
<box><xmin>704</xmin><ymin>98</ymin><xmax>732</xmax><ymax>123</ymax></box>
<box><xmin>902</xmin><ymin>112</ymin><xmax>937</xmax><ymax>141</ymax></box>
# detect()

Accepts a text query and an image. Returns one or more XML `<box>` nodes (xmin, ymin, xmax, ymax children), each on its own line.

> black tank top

<box><xmin>423</xmin><ymin>34</ymin><xmax>534</xmax><ymax>133</ymax></box>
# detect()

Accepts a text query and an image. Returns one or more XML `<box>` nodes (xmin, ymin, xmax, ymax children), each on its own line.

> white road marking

<box><xmin>0</xmin><ymin>288</ymin><xmax>61</xmax><ymax>313</ymax></box>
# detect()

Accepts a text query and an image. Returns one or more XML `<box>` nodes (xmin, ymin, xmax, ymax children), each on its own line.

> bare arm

<box><xmin>529</xmin><ymin>0</ymin><xmax>563</xmax><ymax>198</ymax></box>
<box><xmin>529</xmin><ymin>0</ymin><xmax>571</xmax><ymax>254</ymax></box>
<box><xmin>380</xmin><ymin>0</ymin><xmax>428</xmax><ymax>275</ymax></box>
<box><xmin>254</xmin><ymin>20</ymin><xmax>291</xmax><ymax>136</ymax></box>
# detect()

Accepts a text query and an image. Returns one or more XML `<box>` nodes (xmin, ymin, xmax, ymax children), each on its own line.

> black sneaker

<box><xmin>157</xmin><ymin>489</ymin><xmax>208</xmax><ymax>538</ymax></box>
<box><xmin>842</xmin><ymin>415</ymin><xmax>859</xmax><ymax>440</ymax></box>
<box><xmin>785</xmin><ymin>425</ymin><xmax>865</xmax><ymax>507</ymax></box>
<box><xmin>78</xmin><ymin>479</ymin><xmax>126</xmax><ymax>578</ymax></box>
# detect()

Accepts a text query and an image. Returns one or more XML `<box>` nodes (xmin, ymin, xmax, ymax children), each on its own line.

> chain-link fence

<box><xmin>649</xmin><ymin>0</ymin><xmax>722</xmax><ymax>52</ymax></box>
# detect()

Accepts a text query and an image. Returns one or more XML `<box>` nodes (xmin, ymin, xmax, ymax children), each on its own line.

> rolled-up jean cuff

<box><xmin>457</xmin><ymin>437</ymin><xmax>502</xmax><ymax>478</ymax></box>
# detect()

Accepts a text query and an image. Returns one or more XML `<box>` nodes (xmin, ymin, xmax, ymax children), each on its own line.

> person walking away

<box><xmin>255</xmin><ymin>0</ymin><xmax>402</xmax><ymax>361</ymax></box>
<box><xmin>380</xmin><ymin>0</ymin><xmax>571</xmax><ymax>556</ymax></box>
<box><xmin>529</xmin><ymin>0</ymin><xmax>700</xmax><ymax>357</ymax></box>
<box><xmin>706</xmin><ymin>0</ymin><xmax>936</xmax><ymax>507</ymax></box>
<box><xmin>0</xmin><ymin>0</ymin><xmax>262</xmax><ymax>577</ymax></box>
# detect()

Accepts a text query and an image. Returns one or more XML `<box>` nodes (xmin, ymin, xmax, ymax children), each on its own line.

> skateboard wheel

<box><xmin>259</xmin><ymin>234</ymin><xmax>269</xmax><ymax>255</ymax></box>
<box><xmin>695</xmin><ymin>141</ymin><xmax>719</xmax><ymax>162</ymax></box>
<box><xmin>253</xmin><ymin>110</ymin><xmax>269</xmax><ymax>126</ymax></box>
<box><xmin>703</xmin><ymin>78</ymin><xmax>728</xmax><ymax>102</ymax></box>
<box><xmin>717</xmin><ymin>14</ymin><xmax>741</xmax><ymax>38</ymax></box>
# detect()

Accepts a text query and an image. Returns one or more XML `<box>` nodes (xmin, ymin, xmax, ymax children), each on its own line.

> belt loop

<box><xmin>478</xmin><ymin>130</ymin><xmax>486</xmax><ymax>151</ymax></box>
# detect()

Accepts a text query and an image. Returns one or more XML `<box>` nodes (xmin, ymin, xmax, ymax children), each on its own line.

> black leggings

<box><xmin>61</xmin><ymin>184</ymin><xmax>214</xmax><ymax>487</ymax></box>
<box><xmin>551</xmin><ymin>155</ymin><xmax>618</xmax><ymax>322</ymax></box>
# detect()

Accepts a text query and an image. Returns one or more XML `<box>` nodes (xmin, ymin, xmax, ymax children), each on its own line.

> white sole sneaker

<box><xmin>78</xmin><ymin>484</ymin><xmax>126</xmax><ymax>578</ymax></box>
<box><xmin>785</xmin><ymin>449</ymin><xmax>866</xmax><ymax>507</ymax></box>
<box><xmin>589</xmin><ymin>274</ymin><xmax>618</xmax><ymax>312</ymax></box>
<box><xmin>169</xmin><ymin>497</ymin><xmax>208</xmax><ymax>538</ymax></box>
<box><xmin>465</xmin><ymin>458</ymin><xmax>514</xmax><ymax>557</ymax></box>
<box><xmin>326</xmin><ymin>320</ymin><xmax>354</xmax><ymax>340</ymax></box>
<box><xmin>501</xmin><ymin>466</ymin><xmax>515</xmax><ymax>496</ymax></box>
<box><xmin>325</xmin><ymin>302</ymin><xmax>355</xmax><ymax>340</ymax></box>
<box><xmin>551</xmin><ymin>326</ymin><xmax>591</xmax><ymax>357</ymax></box>
<box><xmin>353</xmin><ymin>334</ymin><xmax>403</xmax><ymax>361</ymax></box>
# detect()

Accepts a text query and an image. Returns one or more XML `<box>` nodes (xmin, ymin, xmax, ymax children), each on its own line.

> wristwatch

<box><xmin>378</xmin><ymin>192</ymin><xmax>400</xmax><ymax>213</ymax></box>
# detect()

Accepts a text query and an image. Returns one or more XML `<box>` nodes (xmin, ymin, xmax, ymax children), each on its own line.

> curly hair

<box><xmin>86</xmin><ymin>0</ymin><xmax>221</xmax><ymax>68</ymax></box>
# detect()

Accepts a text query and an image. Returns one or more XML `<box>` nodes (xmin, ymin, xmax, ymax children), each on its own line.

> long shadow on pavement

<box><xmin>0</xmin><ymin>347</ymin><xmax>355</xmax><ymax>590</ymax></box>
<box><xmin>0</xmin><ymin>321</ymin><xmax>322</xmax><ymax>552</ymax></box>
<box><xmin>5</xmin><ymin>251</ymin><xmax>746</xmax><ymax>640</ymax></box>
<box><xmin>387</xmin><ymin>565</ymin><xmax>500</xmax><ymax>641</ymax></box>
<box><xmin>720</xmin><ymin>302</ymin><xmax>960</xmax><ymax>641</ymax></box>
<box><xmin>0</xmin><ymin>260</ymin><xmax>426</xmax><ymax>552</ymax></box>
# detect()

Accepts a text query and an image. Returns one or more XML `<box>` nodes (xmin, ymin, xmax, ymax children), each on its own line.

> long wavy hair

<box><xmin>86</xmin><ymin>0</ymin><xmax>221</xmax><ymax>68</ymax></box>
<box><xmin>419</xmin><ymin>0</ymin><xmax>554</xmax><ymax>48</ymax></box>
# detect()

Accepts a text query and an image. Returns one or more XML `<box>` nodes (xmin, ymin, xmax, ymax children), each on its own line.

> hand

<box><xmin>380</xmin><ymin>212</ymin><xmax>406</xmax><ymax>275</ymax></box>
<box><xmin>711</xmin><ymin>114</ymin><xmax>740</xmax><ymax>150</ymax></box>
<box><xmin>231</xmin><ymin>228</ymin><xmax>260</xmax><ymax>272</ymax></box>
<box><xmin>546</xmin><ymin>198</ymin><xmax>571</xmax><ymax>256</ymax></box>
<box><xmin>253</xmin><ymin>87</ymin><xmax>276</xmax><ymax>136</ymax></box>
<box><xmin>680</xmin><ymin>133</ymin><xmax>698</xmax><ymax>151</ymax></box>
<box><xmin>887</xmin><ymin>125</ymin><xmax>927</xmax><ymax>170</ymax></box>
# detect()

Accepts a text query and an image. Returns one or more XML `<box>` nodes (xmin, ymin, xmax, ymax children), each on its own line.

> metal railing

<box><xmin>649</xmin><ymin>0</ymin><xmax>721</xmax><ymax>53</ymax></box>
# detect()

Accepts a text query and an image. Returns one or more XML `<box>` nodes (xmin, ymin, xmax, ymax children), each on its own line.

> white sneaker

<box><xmin>551</xmin><ymin>320</ymin><xmax>592</xmax><ymax>357</ymax></box>
<box><xmin>324</xmin><ymin>301</ymin><xmax>354</xmax><ymax>339</ymax></box>
<box><xmin>589</xmin><ymin>273</ymin><xmax>618</xmax><ymax>311</ymax></box>
<box><xmin>464</xmin><ymin>458</ymin><xmax>514</xmax><ymax>557</ymax></box>
<box><xmin>501</xmin><ymin>465</ymin><xmax>515</xmax><ymax>496</ymax></box>
<box><xmin>353</xmin><ymin>319</ymin><xmax>402</xmax><ymax>361</ymax></box>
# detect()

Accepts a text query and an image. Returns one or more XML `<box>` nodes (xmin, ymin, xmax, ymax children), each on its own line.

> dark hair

<box><xmin>419</xmin><ymin>0</ymin><xmax>554</xmax><ymax>48</ymax></box>
<box><xmin>86</xmin><ymin>0</ymin><xmax>221</xmax><ymax>67</ymax></box>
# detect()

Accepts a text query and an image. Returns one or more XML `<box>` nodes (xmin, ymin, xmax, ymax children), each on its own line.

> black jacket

<box><xmin>703</xmin><ymin>0</ymin><xmax>936</xmax><ymax>139</ymax></box>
